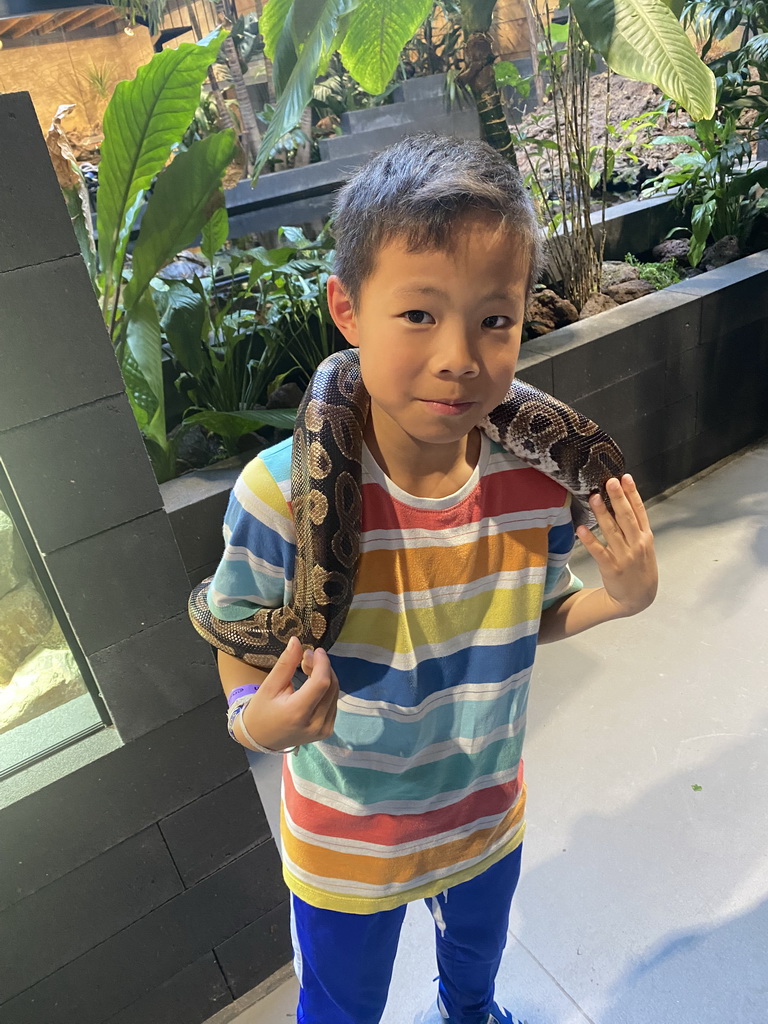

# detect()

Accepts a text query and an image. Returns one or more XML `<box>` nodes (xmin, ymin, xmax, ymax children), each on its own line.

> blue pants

<box><xmin>290</xmin><ymin>844</ymin><xmax>523</xmax><ymax>1024</ymax></box>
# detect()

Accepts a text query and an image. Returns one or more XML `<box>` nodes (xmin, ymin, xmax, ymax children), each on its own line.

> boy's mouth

<box><xmin>420</xmin><ymin>399</ymin><xmax>476</xmax><ymax>416</ymax></box>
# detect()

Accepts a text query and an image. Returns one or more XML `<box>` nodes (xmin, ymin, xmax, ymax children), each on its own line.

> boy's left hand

<box><xmin>576</xmin><ymin>474</ymin><xmax>658</xmax><ymax>617</ymax></box>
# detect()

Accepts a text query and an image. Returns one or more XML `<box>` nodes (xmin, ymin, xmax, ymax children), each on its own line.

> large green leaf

<box><xmin>97</xmin><ymin>35</ymin><xmax>226</xmax><ymax>299</ymax></box>
<box><xmin>184</xmin><ymin>407</ymin><xmax>297</xmax><ymax>440</ymax></box>
<box><xmin>201</xmin><ymin>197</ymin><xmax>229</xmax><ymax>267</ymax></box>
<box><xmin>123</xmin><ymin>291</ymin><xmax>165</xmax><ymax>448</ymax></box>
<box><xmin>339</xmin><ymin>0</ymin><xmax>432</xmax><ymax>95</ymax></box>
<box><xmin>159</xmin><ymin>281</ymin><xmax>208</xmax><ymax>378</ymax></box>
<box><xmin>261</xmin><ymin>0</ymin><xmax>295</xmax><ymax>60</ymax></box>
<box><xmin>571</xmin><ymin>0</ymin><xmax>716</xmax><ymax>120</ymax></box>
<box><xmin>253</xmin><ymin>0</ymin><xmax>358</xmax><ymax>178</ymax></box>
<box><xmin>123</xmin><ymin>131</ymin><xmax>237</xmax><ymax>311</ymax></box>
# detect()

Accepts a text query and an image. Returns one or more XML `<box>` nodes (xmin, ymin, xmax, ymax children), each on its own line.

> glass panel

<box><xmin>0</xmin><ymin>493</ymin><xmax>105</xmax><ymax>780</ymax></box>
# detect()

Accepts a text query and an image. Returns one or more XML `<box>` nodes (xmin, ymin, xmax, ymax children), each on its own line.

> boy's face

<box><xmin>327</xmin><ymin>214</ymin><xmax>530</xmax><ymax>461</ymax></box>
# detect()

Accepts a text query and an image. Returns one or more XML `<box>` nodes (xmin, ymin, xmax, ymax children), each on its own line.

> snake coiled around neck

<box><xmin>188</xmin><ymin>348</ymin><xmax>623</xmax><ymax>667</ymax></box>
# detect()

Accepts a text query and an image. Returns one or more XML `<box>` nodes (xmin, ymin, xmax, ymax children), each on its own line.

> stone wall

<box><xmin>0</xmin><ymin>91</ymin><xmax>290</xmax><ymax>1024</ymax></box>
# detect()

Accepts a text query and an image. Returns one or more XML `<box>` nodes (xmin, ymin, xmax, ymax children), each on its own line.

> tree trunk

<box><xmin>214</xmin><ymin>0</ymin><xmax>261</xmax><ymax>173</ymax></box>
<box><xmin>294</xmin><ymin>106</ymin><xmax>313</xmax><ymax>168</ymax></box>
<box><xmin>458</xmin><ymin>31</ymin><xmax>517</xmax><ymax>168</ymax></box>
<box><xmin>207</xmin><ymin>67</ymin><xmax>238</xmax><ymax>135</ymax></box>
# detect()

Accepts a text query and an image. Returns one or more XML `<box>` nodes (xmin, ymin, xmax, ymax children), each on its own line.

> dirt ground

<box><xmin>513</xmin><ymin>71</ymin><xmax>698</xmax><ymax>189</ymax></box>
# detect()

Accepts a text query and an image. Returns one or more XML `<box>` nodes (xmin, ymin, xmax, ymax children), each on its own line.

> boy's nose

<box><xmin>436</xmin><ymin>331</ymin><xmax>480</xmax><ymax>377</ymax></box>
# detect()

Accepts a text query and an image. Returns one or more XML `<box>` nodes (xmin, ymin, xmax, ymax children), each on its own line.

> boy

<box><xmin>207</xmin><ymin>134</ymin><xmax>658</xmax><ymax>1024</ymax></box>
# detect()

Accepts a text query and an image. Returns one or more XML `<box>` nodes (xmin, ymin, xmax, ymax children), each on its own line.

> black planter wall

<box><xmin>0</xmin><ymin>93</ymin><xmax>291</xmax><ymax>1024</ymax></box>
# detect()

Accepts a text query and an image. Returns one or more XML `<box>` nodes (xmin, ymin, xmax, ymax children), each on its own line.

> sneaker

<box><xmin>437</xmin><ymin>994</ymin><xmax>528</xmax><ymax>1024</ymax></box>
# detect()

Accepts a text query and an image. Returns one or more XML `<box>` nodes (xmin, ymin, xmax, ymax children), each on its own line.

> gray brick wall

<box><xmin>0</xmin><ymin>92</ymin><xmax>291</xmax><ymax>1024</ymax></box>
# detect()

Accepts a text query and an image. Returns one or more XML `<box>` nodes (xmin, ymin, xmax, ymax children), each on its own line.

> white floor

<box><xmin>219</xmin><ymin>440</ymin><xmax>768</xmax><ymax>1024</ymax></box>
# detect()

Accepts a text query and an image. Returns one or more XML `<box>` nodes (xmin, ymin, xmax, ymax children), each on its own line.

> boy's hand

<box><xmin>240</xmin><ymin>635</ymin><xmax>339</xmax><ymax>751</ymax></box>
<box><xmin>576</xmin><ymin>474</ymin><xmax>658</xmax><ymax>617</ymax></box>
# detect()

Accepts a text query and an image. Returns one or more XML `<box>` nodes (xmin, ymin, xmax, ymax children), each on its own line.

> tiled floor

<box><xmin>222</xmin><ymin>440</ymin><xmax>768</xmax><ymax>1024</ymax></box>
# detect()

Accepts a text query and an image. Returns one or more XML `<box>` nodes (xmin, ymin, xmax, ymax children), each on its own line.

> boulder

<box><xmin>600</xmin><ymin>261</ymin><xmax>639</xmax><ymax>289</ymax></box>
<box><xmin>579</xmin><ymin>293</ymin><xmax>620</xmax><ymax>319</ymax></box>
<box><xmin>0</xmin><ymin>581</ymin><xmax>53</xmax><ymax>685</ymax></box>
<box><xmin>0</xmin><ymin>511</ymin><xmax>22</xmax><ymax>602</ymax></box>
<box><xmin>526</xmin><ymin>289</ymin><xmax>579</xmax><ymax>337</ymax></box>
<box><xmin>602</xmin><ymin>279</ymin><xmax>656</xmax><ymax>304</ymax></box>
<box><xmin>651</xmin><ymin>238</ymin><xmax>690</xmax><ymax>263</ymax></box>
<box><xmin>701</xmin><ymin>235</ymin><xmax>741</xmax><ymax>271</ymax></box>
<box><xmin>0</xmin><ymin>646</ymin><xmax>85</xmax><ymax>735</ymax></box>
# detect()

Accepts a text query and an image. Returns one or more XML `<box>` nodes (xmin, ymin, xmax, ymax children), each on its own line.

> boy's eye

<box><xmin>402</xmin><ymin>310</ymin><xmax>435</xmax><ymax>324</ymax></box>
<box><xmin>482</xmin><ymin>315</ymin><xmax>512</xmax><ymax>329</ymax></box>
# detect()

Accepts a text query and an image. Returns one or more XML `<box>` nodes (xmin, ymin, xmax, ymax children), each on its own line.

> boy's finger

<box><xmin>577</xmin><ymin>524</ymin><xmax>606</xmax><ymax>559</ymax></box>
<box><xmin>604</xmin><ymin>479</ymin><xmax>641</xmax><ymax>542</ymax></box>
<box><xmin>623</xmin><ymin>474</ymin><xmax>652</xmax><ymax>532</ymax></box>
<box><xmin>260</xmin><ymin>635</ymin><xmax>304</xmax><ymax>695</ymax></box>
<box><xmin>590</xmin><ymin>491</ymin><xmax>624</xmax><ymax>544</ymax></box>
<box><xmin>290</xmin><ymin>648</ymin><xmax>335</xmax><ymax>716</ymax></box>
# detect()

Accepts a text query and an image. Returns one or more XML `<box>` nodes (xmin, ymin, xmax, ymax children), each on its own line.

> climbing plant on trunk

<box><xmin>456</xmin><ymin>0</ymin><xmax>517</xmax><ymax>166</ymax></box>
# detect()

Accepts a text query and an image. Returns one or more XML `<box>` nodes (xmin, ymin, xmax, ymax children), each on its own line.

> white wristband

<box><xmin>227</xmin><ymin>696</ymin><xmax>298</xmax><ymax>755</ymax></box>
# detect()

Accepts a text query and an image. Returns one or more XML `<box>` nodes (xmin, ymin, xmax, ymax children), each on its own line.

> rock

<box><xmin>602</xmin><ymin>279</ymin><xmax>656</xmax><ymax>304</ymax></box>
<box><xmin>0</xmin><ymin>581</ymin><xmax>53</xmax><ymax>685</ymax></box>
<box><xmin>266</xmin><ymin>382</ymin><xmax>305</xmax><ymax>409</ymax></box>
<box><xmin>651</xmin><ymin>238</ymin><xmax>690</xmax><ymax>263</ymax></box>
<box><xmin>174</xmin><ymin>424</ymin><xmax>222</xmax><ymax>472</ymax></box>
<box><xmin>701</xmin><ymin>235</ymin><xmax>741</xmax><ymax>271</ymax></box>
<box><xmin>579</xmin><ymin>293</ymin><xmax>620</xmax><ymax>319</ymax></box>
<box><xmin>525</xmin><ymin>289</ymin><xmax>579</xmax><ymax>337</ymax></box>
<box><xmin>0</xmin><ymin>510</ymin><xmax>22</xmax><ymax>602</ymax></box>
<box><xmin>600</xmin><ymin>261</ymin><xmax>639</xmax><ymax>289</ymax></box>
<box><xmin>0</xmin><ymin>646</ymin><xmax>85</xmax><ymax>735</ymax></box>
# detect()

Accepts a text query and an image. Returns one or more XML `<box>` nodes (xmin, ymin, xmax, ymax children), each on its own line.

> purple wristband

<box><xmin>227</xmin><ymin>684</ymin><xmax>260</xmax><ymax>707</ymax></box>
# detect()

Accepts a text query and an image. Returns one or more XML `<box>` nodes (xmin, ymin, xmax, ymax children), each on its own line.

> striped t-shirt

<box><xmin>208</xmin><ymin>429</ymin><xmax>582</xmax><ymax>914</ymax></box>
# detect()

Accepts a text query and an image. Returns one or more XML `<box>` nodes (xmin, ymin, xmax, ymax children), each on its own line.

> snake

<box><xmin>188</xmin><ymin>347</ymin><xmax>624</xmax><ymax>668</ymax></box>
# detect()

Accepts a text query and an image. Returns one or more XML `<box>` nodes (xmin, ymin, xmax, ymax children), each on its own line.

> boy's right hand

<box><xmin>239</xmin><ymin>635</ymin><xmax>339</xmax><ymax>751</ymax></box>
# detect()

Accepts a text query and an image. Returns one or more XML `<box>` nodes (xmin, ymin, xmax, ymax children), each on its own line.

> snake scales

<box><xmin>188</xmin><ymin>348</ymin><xmax>624</xmax><ymax>668</ymax></box>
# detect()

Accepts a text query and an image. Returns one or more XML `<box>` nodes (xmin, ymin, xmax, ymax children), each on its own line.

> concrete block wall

<box><xmin>0</xmin><ymin>92</ymin><xmax>291</xmax><ymax>1024</ymax></box>
<box><xmin>516</xmin><ymin>253</ymin><xmax>768</xmax><ymax>499</ymax></box>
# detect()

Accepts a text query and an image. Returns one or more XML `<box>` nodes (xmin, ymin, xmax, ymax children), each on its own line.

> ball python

<box><xmin>188</xmin><ymin>347</ymin><xmax>624</xmax><ymax>668</ymax></box>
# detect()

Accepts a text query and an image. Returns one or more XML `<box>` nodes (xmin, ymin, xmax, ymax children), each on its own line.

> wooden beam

<box><xmin>60</xmin><ymin>6</ymin><xmax>111</xmax><ymax>30</ymax></box>
<box><xmin>6</xmin><ymin>12</ymin><xmax>56</xmax><ymax>37</ymax></box>
<box><xmin>37</xmin><ymin>8</ymin><xmax>90</xmax><ymax>33</ymax></box>
<box><xmin>90</xmin><ymin>6</ymin><xmax>121</xmax><ymax>27</ymax></box>
<box><xmin>0</xmin><ymin>17</ymin><xmax>26</xmax><ymax>36</ymax></box>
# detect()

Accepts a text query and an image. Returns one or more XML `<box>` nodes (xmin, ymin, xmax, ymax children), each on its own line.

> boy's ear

<box><xmin>327</xmin><ymin>275</ymin><xmax>359</xmax><ymax>347</ymax></box>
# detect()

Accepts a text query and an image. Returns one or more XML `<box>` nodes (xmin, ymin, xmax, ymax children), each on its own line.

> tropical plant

<box><xmin>683</xmin><ymin>0</ymin><xmax>768</xmax><ymax>132</ymax></box>
<box><xmin>74</xmin><ymin>33</ymin><xmax>294</xmax><ymax>481</ymax></box>
<box><xmin>644</xmin><ymin>114</ymin><xmax>768</xmax><ymax>264</ymax></box>
<box><xmin>157</xmin><ymin>227</ymin><xmax>340</xmax><ymax>459</ymax></box>
<box><xmin>254</xmin><ymin>0</ymin><xmax>716</xmax><ymax>178</ymax></box>
<box><xmin>108</xmin><ymin>0</ymin><xmax>168</xmax><ymax>34</ymax></box>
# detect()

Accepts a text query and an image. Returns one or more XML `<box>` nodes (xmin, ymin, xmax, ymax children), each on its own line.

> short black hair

<box><xmin>331</xmin><ymin>132</ymin><xmax>542</xmax><ymax>310</ymax></box>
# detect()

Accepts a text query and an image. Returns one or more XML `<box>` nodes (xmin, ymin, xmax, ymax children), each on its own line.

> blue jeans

<box><xmin>290</xmin><ymin>843</ymin><xmax>523</xmax><ymax>1024</ymax></box>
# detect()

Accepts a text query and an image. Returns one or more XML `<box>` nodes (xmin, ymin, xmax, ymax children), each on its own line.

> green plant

<box><xmin>682</xmin><ymin>1</ymin><xmax>768</xmax><ymax>133</ymax></box>
<box><xmin>108</xmin><ymin>0</ymin><xmax>168</xmax><ymax>34</ymax></box>
<box><xmin>624</xmin><ymin>251</ymin><xmax>682</xmax><ymax>288</ymax></box>
<box><xmin>81</xmin><ymin>61</ymin><xmax>116</xmax><ymax>102</ymax></box>
<box><xmin>160</xmin><ymin>226</ymin><xmax>342</xmax><ymax>456</ymax></box>
<box><xmin>255</xmin><ymin>0</ymin><xmax>715</xmax><ymax>179</ymax></box>
<box><xmin>645</xmin><ymin>114</ymin><xmax>768</xmax><ymax>264</ymax></box>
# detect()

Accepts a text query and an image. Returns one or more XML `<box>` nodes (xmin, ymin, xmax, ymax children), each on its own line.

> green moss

<box><xmin>624</xmin><ymin>252</ymin><xmax>682</xmax><ymax>290</ymax></box>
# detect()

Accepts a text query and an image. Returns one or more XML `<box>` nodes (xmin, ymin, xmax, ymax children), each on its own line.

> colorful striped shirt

<box><xmin>208</xmin><ymin>430</ymin><xmax>582</xmax><ymax>913</ymax></box>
